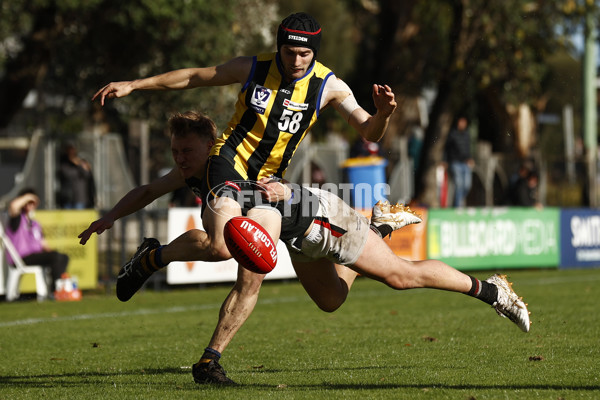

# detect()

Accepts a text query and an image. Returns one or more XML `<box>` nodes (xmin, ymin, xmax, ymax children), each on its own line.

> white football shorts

<box><xmin>285</xmin><ymin>187</ymin><xmax>370</xmax><ymax>265</ymax></box>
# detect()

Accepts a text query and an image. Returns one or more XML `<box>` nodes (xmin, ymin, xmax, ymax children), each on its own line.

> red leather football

<box><xmin>223</xmin><ymin>216</ymin><xmax>278</xmax><ymax>274</ymax></box>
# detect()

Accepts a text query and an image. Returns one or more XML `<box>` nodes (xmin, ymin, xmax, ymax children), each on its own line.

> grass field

<box><xmin>1</xmin><ymin>268</ymin><xmax>599</xmax><ymax>399</ymax></box>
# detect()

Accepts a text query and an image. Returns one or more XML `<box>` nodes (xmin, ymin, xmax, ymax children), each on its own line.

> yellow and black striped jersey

<box><xmin>210</xmin><ymin>52</ymin><xmax>334</xmax><ymax>181</ymax></box>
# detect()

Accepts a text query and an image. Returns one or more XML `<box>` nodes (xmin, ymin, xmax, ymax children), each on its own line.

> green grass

<box><xmin>1</xmin><ymin>268</ymin><xmax>599</xmax><ymax>399</ymax></box>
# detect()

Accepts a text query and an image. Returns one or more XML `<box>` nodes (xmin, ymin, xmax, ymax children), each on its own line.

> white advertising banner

<box><xmin>166</xmin><ymin>208</ymin><xmax>297</xmax><ymax>284</ymax></box>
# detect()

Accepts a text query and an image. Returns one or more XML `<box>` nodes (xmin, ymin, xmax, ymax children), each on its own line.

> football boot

<box><xmin>486</xmin><ymin>274</ymin><xmax>531</xmax><ymax>332</ymax></box>
<box><xmin>371</xmin><ymin>200</ymin><xmax>422</xmax><ymax>234</ymax></box>
<box><xmin>192</xmin><ymin>360</ymin><xmax>236</xmax><ymax>385</ymax></box>
<box><xmin>116</xmin><ymin>237</ymin><xmax>161</xmax><ymax>302</ymax></box>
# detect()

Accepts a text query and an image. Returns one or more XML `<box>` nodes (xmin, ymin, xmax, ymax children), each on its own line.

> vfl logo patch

<box><xmin>283</xmin><ymin>99</ymin><xmax>309</xmax><ymax>111</ymax></box>
<box><xmin>250</xmin><ymin>85</ymin><xmax>271</xmax><ymax>115</ymax></box>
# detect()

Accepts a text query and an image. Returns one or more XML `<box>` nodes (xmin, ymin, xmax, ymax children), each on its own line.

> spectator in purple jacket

<box><xmin>5</xmin><ymin>188</ymin><xmax>69</xmax><ymax>293</ymax></box>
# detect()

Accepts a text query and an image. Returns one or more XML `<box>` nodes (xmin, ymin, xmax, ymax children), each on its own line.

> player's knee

<box><xmin>233</xmin><ymin>271</ymin><xmax>264</xmax><ymax>294</ymax></box>
<box><xmin>205</xmin><ymin>236</ymin><xmax>229</xmax><ymax>260</ymax></box>
<box><xmin>385</xmin><ymin>274</ymin><xmax>413</xmax><ymax>290</ymax></box>
<box><xmin>317</xmin><ymin>302</ymin><xmax>343</xmax><ymax>313</ymax></box>
<box><xmin>210</xmin><ymin>244</ymin><xmax>231</xmax><ymax>261</ymax></box>
<box><xmin>315</xmin><ymin>294</ymin><xmax>346</xmax><ymax>313</ymax></box>
<box><xmin>381</xmin><ymin>261</ymin><xmax>422</xmax><ymax>290</ymax></box>
<box><xmin>188</xmin><ymin>229</ymin><xmax>231</xmax><ymax>261</ymax></box>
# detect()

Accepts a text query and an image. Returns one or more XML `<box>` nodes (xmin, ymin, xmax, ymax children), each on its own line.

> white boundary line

<box><xmin>0</xmin><ymin>295</ymin><xmax>310</xmax><ymax>328</ymax></box>
<box><xmin>2</xmin><ymin>270</ymin><xmax>599</xmax><ymax>328</ymax></box>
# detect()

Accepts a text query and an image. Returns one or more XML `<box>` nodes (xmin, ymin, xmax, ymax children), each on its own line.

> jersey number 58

<box><xmin>278</xmin><ymin>109</ymin><xmax>303</xmax><ymax>134</ymax></box>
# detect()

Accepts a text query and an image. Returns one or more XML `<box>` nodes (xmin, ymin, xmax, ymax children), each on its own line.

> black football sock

<box><xmin>370</xmin><ymin>224</ymin><xmax>393</xmax><ymax>238</ymax></box>
<box><xmin>140</xmin><ymin>246</ymin><xmax>167</xmax><ymax>274</ymax></box>
<box><xmin>370</xmin><ymin>225</ymin><xmax>382</xmax><ymax>238</ymax></box>
<box><xmin>152</xmin><ymin>246</ymin><xmax>168</xmax><ymax>268</ymax></box>
<box><xmin>198</xmin><ymin>347</ymin><xmax>222</xmax><ymax>365</ymax></box>
<box><xmin>466</xmin><ymin>275</ymin><xmax>498</xmax><ymax>305</ymax></box>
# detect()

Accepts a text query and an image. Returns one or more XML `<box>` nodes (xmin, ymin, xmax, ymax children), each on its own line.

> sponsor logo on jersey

<box><xmin>250</xmin><ymin>85</ymin><xmax>272</xmax><ymax>114</ymax></box>
<box><xmin>283</xmin><ymin>98</ymin><xmax>309</xmax><ymax>111</ymax></box>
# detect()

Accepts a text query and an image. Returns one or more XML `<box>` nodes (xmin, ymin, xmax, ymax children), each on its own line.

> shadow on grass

<box><xmin>0</xmin><ymin>367</ymin><xmax>188</xmax><ymax>388</ymax></box>
<box><xmin>245</xmin><ymin>382</ymin><xmax>600</xmax><ymax>391</ymax></box>
<box><xmin>1</xmin><ymin>366</ymin><xmax>599</xmax><ymax>393</ymax></box>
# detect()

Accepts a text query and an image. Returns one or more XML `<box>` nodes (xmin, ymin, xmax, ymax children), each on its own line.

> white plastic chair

<box><xmin>0</xmin><ymin>223</ymin><xmax>49</xmax><ymax>302</ymax></box>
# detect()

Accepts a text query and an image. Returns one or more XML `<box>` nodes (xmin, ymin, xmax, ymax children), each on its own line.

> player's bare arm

<box><xmin>78</xmin><ymin>169</ymin><xmax>184</xmax><ymax>244</ymax></box>
<box><xmin>92</xmin><ymin>57</ymin><xmax>254</xmax><ymax>106</ymax></box>
<box><xmin>326</xmin><ymin>80</ymin><xmax>396</xmax><ymax>142</ymax></box>
<box><xmin>349</xmin><ymin>84</ymin><xmax>396</xmax><ymax>142</ymax></box>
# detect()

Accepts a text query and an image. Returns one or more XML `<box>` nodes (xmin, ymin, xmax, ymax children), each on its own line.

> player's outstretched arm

<box><xmin>78</xmin><ymin>169</ymin><xmax>183</xmax><ymax>244</ymax></box>
<box><xmin>78</xmin><ymin>216</ymin><xmax>116</xmax><ymax>245</ymax></box>
<box><xmin>92</xmin><ymin>57</ymin><xmax>254</xmax><ymax>106</ymax></box>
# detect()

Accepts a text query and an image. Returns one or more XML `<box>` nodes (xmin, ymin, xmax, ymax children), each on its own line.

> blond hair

<box><xmin>168</xmin><ymin>111</ymin><xmax>217</xmax><ymax>142</ymax></box>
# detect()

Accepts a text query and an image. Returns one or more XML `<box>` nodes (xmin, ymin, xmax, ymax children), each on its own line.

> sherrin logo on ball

<box><xmin>223</xmin><ymin>216</ymin><xmax>278</xmax><ymax>274</ymax></box>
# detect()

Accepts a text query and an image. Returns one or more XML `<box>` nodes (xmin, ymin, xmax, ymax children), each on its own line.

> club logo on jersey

<box><xmin>250</xmin><ymin>85</ymin><xmax>272</xmax><ymax>114</ymax></box>
<box><xmin>283</xmin><ymin>98</ymin><xmax>309</xmax><ymax>111</ymax></box>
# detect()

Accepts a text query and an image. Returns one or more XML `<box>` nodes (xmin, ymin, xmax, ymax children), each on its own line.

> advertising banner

<box><xmin>427</xmin><ymin>207</ymin><xmax>559</xmax><ymax>270</ymax></box>
<box><xmin>166</xmin><ymin>208</ymin><xmax>297</xmax><ymax>284</ymax></box>
<box><xmin>357</xmin><ymin>206</ymin><xmax>428</xmax><ymax>261</ymax></box>
<box><xmin>18</xmin><ymin>210</ymin><xmax>99</xmax><ymax>292</ymax></box>
<box><xmin>560</xmin><ymin>208</ymin><xmax>600</xmax><ymax>268</ymax></box>
<box><xmin>386</xmin><ymin>207</ymin><xmax>428</xmax><ymax>261</ymax></box>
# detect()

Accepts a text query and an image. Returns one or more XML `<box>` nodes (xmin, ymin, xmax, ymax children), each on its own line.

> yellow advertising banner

<box><xmin>18</xmin><ymin>209</ymin><xmax>99</xmax><ymax>293</ymax></box>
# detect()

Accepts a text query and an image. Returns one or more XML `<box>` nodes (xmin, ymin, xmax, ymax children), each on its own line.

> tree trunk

<box><xmin>413</xmin><ymin>0</ymin><xmax>466</xmax><ymax>206</ymax></box>
<box><xmin>414</xmin><ymin>79</ymin><xmax>456</xmax><ymax>206</ymax></box>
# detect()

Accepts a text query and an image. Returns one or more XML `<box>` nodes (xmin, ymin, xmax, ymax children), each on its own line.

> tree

<box><xmin>0</xmin><ymin>0</ymin><xmax>251</xmax><ymax>133</ymax></box>
<box><xmin>2</xmin><ymin>1</ymin><xmax>586</xmax><ymax>205</ymax></box>
<box><xmin>347</xmin><ymin>0</ymin><xmax>573</xmax><ymax>206</ymax></box>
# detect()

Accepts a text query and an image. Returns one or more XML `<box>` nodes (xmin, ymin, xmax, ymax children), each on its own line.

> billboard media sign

<box><xmin>427</xmin><ymin>207</ymin><xmax>560</xmax><ymax>270</ymax></box>
<box><xmin>560</xmin><ymin>209</ymin><xmax>600</xmax><ymax>268</ymax></box>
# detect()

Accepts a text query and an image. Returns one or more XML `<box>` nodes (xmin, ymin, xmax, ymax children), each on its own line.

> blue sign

<box><xmin>560</xmin><ymin>209</ymin><xmax>600</xmax><ymax>268</ymax></box>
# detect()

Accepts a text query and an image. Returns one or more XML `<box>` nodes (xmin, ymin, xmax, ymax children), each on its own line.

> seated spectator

<box><xmin>5</xmin><ymin>188</ymin><xmax>69</xmax><ymax>294</ymax></box>
<box><xmin>512</xmin><ymin>170</ymin><xmax>541</xmax><ymax>207</ymax></box>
